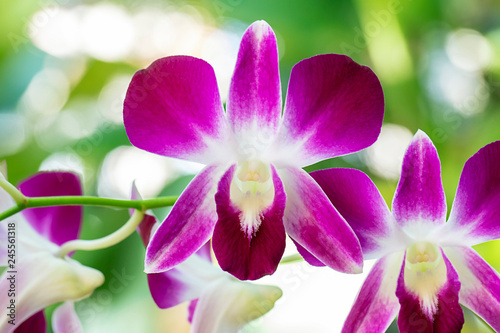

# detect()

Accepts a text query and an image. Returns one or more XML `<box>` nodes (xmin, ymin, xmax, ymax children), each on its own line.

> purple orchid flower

<box><xmin>310</xmin><ymin>130</ymin><xmax>500</xmax><ymax>332</ymax></box>
<box><xmin>133</xmin><ymin>186</ymin><xmax>282</xmax><ymax>333</ymax></box>
<box><xmin>0</xmin><ymin>172</ymin><xmax>104</xmax><ymax>333</ymax></box>
<box><xmin>124</xmin><ymin>20</ymin><xmax>384</xmax><ymax>280</ymax></box>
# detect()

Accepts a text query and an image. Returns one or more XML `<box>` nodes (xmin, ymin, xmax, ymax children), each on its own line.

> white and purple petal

<box><xmin>124</xmin><ymin>56</ymin><xmax>231</xmax><ymax>165</ymax></box>
<box><xmin>446</xmin><ymin>141</ymin><xmax>500</xmax><ymax>245</ymax></box>
<box><xmin>444</xmin><ymin>246</ymin><xmax>500</xmax><ymax>332</ymax></box>
<box><xmin>395</xmin><ymin>249</ymin><xmax>463</xmax><ymax>333</ymax></box>
<box><xmin>145</xmin><ymin>165</ymin><xmax>227</xmax><ymax>273</ymax></box>
<box><xmin>133</xmin><ymin>190</ymin><xmax>217</xmax><ymax>310</ymax></box>
<box><xmin>290</xmin><ymin>237</ymin><xmax>325</xmax><ymax>267</ymax></box>
<box><xmin>187</xmin><ymin>298</ymin><xmax>199</xmax><ymax>324</ymax></box>
<box><xmin>392</xmin><ymin>130</ymin><xmax>447</xmax><ymax>235</ymax></box>
<box><xmin>195</xmin><ymin>241</ymin><xmax>213</xmax><ymax>263</ymax></box>
<box><xmin>136</xmin><ymin>211</ymin><xmax>217</xmax><ymax>309</ymax></box>
<box><xmin>147</xmin><ymin>254</ymin><xmax>218</xmax><ymax>309</ymax></box>
<box><xmin>280</xmin><ymin>167</ymin><xmax>363</xmax><ymax>274</ymax></box>
<box><xmin>18</xmin><ymin>172</ymin><xmax>82</xmax><ymax>246</ymax></box>
<box><xmin>0</xmin><ymin>253</ymin><xmax>103</xmax><ymax>333</ymax></box>
<box><xmin>311</xmin><ymin>168</ymin><xmax>402</xmax><ymax>259</ymax></box>
<box><xmin>190</xmin><ymin>278</ymin><xmax>282</xmax><ymax>333</ymax></box>
<box><xmin>146</xmin><ymin>272</ymin><xmax>194</xmax><ymax>311</ymax></box>
<box><xmin>52</xmin><ymin>302</ymin><xmax>83</xmax><ymax>333</ymax></box>
<box><xmin>273</xmin><ymin>54</ymin><xmax>384</xmax><ymax>167</ymax></box>
<box><xmin>342</xmin><ymin>253</ymin><xmax>402</xmax><ymax>333</ymax></box>
<box><xmin>213</xmin><ymin>164</ymin><xmax>286</xmax><ymax>280</ymax></box>
<box><xmin>226</xmin><ymin>21</ymin><xmax>281</xmax><ymax>154</ymax></box>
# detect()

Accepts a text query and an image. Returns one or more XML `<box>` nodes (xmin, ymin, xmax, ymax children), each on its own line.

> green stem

<box><xmin>0</xmin><ymin>195</ymin><xmax>178</xmax><ymax>222</ymax></box>
<box><xmin>0</xmin><ymin>178</ymin><xmax>26</xmax><ymax>205</ymax></box>
<box><xmin>0</xmin><ymin>206</ymin><xmax>23</xmax><ymax>222</ymax></box>
<box><xmin>57</xmin><ymin>209</ymin><xmax>145</xmax><ymax>257</ymax></box>
<box><xmin>279</xmin><ymin>253</ymin><xmax>304</xmax><ymax>265</ymax></box>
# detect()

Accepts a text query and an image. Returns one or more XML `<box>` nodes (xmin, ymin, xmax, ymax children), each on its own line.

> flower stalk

<box><xmin>57</xmin><ymin>209</ymin><xmax>145</xmax><ymax>257</ymax></box>
<box><xmin>0</xmin><ymin>177</ymin><xmax>26</xmax><ymax>205</ymax></box>
<box><xmin>0</xmin><ymin>194</ymin><xmax>178</xmax><ymax>222</ymax></box>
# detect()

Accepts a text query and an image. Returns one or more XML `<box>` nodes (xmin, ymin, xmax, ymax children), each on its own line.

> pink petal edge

<box><xmin>280</xmin><ymin>167</ymin><xmax>363</xmax><ymax>274</ymax></box>
<box><xmin>145</xmin><ymin>165</ymin><xmax>226</xmax><ymax>273</ymax></box>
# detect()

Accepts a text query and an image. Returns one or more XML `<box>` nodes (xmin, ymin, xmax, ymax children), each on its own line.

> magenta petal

<box><xmin>195</xmin><ymin>241</ymin><xmax>212</xmax><ymax>263</ymax></box>
<box><xmin>18</xmin><ymin>172</ymin><xmax>82</xmax><ymax>246</ymax></box>
<box><xmin>131</xmin><ymin>183</ymin><xmax>160</xmax><ymax>247</ymax></box>
<box><xmin>396</xmin><ymin>250</ymin><xmax>464</xmax><ymax>333</ymax></box>
<box><xmin>15</xmin><ymin>311</ymin><xmax>46</xmax><ymax>333</ymax></box>
<box><xmin>432</xmin><ymin>256</ymin><xmax>464</xmax><ymax>333</ymax></box>
<box><xmin>276</xmin><ymin>54</ymin><xmax>384</xmax><ymax>167</ymax></box>
<box><xmin>124</xmin><ymin>56</ymin><xmax>229</xmax><ymax>164</ymax></box>
<box><xmin>281</xmin><ymin>167</ymin><xmax>363</xmax><ymax>273</ymax></box>
<box><xmin>227</xmin><ymin>21</ymin><xmax>281</xmax><ymax>146</ymax></box>
<box><xmin>138</xmin><ymin>179</ymin><xmax>214</xmax><ymax>309</ymax></box>
<box><xmin>187</xmin><ymin>298</ymin><xmax>198</xmax><ymax>324</ymax></box>
<box><xmin>392</xmin><ymin>130</ymin><xmax>447</xmax><ymax>231</ymax></box>
<box><xmin>342</xmin><ymin>254</ymin><xmax>401</xmax><ymax>333</ymax></box>
<box><xmin>445</xmin><ymin>246</ymin><xmax>500</xmax><ymax>331</ymax></box>
<box><xmin>311</xmin><ymin>168</ymin><xmax>395</xmax><ymax>258</ymax></box>
<box><xmin>146</xmin><ymin>240</ymin><xmax>216</xmax><ymax>310</ymax></box>
<box><xmin>145</xmin><ymin>165</ymin><xmax>225</xmax><ymax>273</ymax></box>
<box><xmin>290</xmin><ymin>237</ymin><xmax>325</xmax><ymax>267</ymax></box>
<box><xmin>396</xmin><ymin>281</ymin><xmax>433</xmax><ymax>332</ymax></box>
<box><xmin>136</xmin><ymin>214</ymin><xmax>157</xmax><ymax>247</ymax></box>
<box><xmin>213</xmin><ymin>165</ymin><xmax>286</xmax><ymax>280</ymax></box>
<box><xmin>147</xmin><ymin>270</ymin><xmax>203</xmax><ymax>309</ymax></box>
<box><xmin>447</xmin><ymin>141</ymin><xmax>500</xmax><ymax>244</ymax></box>
<box><xmin>147</xmin><ymin>245</ymin><xmax>214</xmax><ymax>309</ymax></box>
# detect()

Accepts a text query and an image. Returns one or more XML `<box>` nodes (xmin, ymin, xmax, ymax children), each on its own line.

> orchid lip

<box><xmin>404</xmin><ymin>242</ymin><xmax>447</xmax><ymax>315</ymax></box>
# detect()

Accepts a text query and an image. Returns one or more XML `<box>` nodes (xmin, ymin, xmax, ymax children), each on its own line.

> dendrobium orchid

<box><xmin>133</xmin><ymin>189</ymin><xmax>282</xmax><ymax>333</ymax></box>
<box><xmin>0</xmin><ymin>172</ymin><xmax>104</xmax><ymax>333</ymax></box>
<box><xmin>310</xmin><ymin>130</ymin><xmax>500</xmax><ymax>332</ymax></box>
<box><xmin>124</xmin><ymin>20</ymin><xmax>384</xmax><ymax>280</ymax></box>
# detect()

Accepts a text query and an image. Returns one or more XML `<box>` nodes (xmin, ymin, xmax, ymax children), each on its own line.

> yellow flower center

<box><xmin>230</xmin><ymin>160</ymin><xmax>275</xmax><ymax>238</ymax></box>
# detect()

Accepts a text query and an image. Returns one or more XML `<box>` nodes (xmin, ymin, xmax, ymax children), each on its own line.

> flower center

<box><xmin>407</xmin><ymin>241</ymin><xmax>440</xmax><ymax>269</ymax></box>
<box><xmin>230</xmin><ymin>160</ymin><xmax>275</xmax><ymax>239</ymax></box>
<box><xmin>404</xmin><ymin>241</ymin><xmax>447</xmax><ymax>316</ymax></box>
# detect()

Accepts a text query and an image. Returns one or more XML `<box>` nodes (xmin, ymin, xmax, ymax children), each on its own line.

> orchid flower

<box><xmin>133</xmin><ymin>187</ymin><xmax>282</xmax><ymax>333</ymax></box>
<box><xmin>0</xmin><ymin>172</ymin><xmax>104</xmax><ymax>333</ymax></box>
<box><xmin>310</xmin><ymin>130</ymin><xmax>500</xmax><ymax>332</ymax></box>
<box><xmin>124</xmin><ymin>20</ymin><xmax>384</xmax><ymax>280</ymax></box>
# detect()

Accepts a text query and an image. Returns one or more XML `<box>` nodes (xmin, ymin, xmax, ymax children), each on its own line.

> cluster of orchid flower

<box><xmin>1</xmin><ymin>20</ymin><xmax>499</xmax><ymax>333</ymax></box>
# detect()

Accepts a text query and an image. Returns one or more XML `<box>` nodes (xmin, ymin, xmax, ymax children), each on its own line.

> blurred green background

<box><xmin>1</xmin><ymin>0</ymin><xmax>499</xmax><ymax>332</ymax></box>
